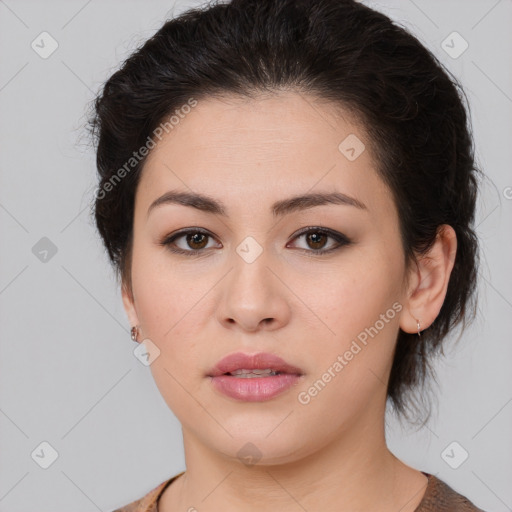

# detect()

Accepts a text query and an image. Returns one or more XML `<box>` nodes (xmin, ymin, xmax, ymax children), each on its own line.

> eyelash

<box><xmin>158</xmin><ymin>226</ymin><xmax>351</xmax><ymax>257</ymax></box>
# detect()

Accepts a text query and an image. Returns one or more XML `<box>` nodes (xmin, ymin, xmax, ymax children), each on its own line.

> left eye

<box><xmin>160</xmin><ymin>227</ymin><xmax>350</xmax><ymax>255</ymax></box>
<box><xmin>288</xmin><ymin>227</ymin><xmax>350</xmax><ymax>254</ymax></box>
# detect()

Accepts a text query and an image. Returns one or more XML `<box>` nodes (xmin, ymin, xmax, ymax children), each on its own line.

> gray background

<box><xmin>0</xmin><ymin>0</ymin><xmax>511</xmax><ymax>510</ymax></box>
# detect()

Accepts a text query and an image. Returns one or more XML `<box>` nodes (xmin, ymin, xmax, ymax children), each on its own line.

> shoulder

<box><xmin>111</xmin><ymin>472</ymin><xmax>184</xmax><ymax>512</ymax></box>
<box><xmin>416</xmin><ymin>473</ymin><xmax>486</xmax><ymax>512</ymax></box>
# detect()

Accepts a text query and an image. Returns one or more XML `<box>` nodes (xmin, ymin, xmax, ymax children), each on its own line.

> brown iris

<box><xmin>186</xmin><ymin>232</ymin><xmax>209</xmax><ymax>250</ymax></box>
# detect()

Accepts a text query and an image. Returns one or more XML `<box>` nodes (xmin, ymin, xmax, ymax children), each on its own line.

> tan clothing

<box><xmin>113</xmin><ymin>471</ymin><xmax>485</xmax><ymax>511</ymax></box>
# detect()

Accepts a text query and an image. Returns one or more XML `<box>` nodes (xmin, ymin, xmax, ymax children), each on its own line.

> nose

<box><xmin>216</xmin><ymin>247</ymin><xmax>292</xmax><ymax>333</ymax></box>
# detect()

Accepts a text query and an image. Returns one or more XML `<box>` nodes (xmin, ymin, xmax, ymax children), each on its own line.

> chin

<box><xmin>197</xmin><ymin>421</ymin><xmax>315</xmax><ymax>465</ymax></box>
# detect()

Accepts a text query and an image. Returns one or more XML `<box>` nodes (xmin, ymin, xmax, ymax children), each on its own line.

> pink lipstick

<box><xmin>207</xmin><ymin>352</ymin><xmax>304</xmax><ymax>402</ymax></box>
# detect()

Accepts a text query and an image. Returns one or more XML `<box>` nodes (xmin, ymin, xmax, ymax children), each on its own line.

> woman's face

<box><xmin>123</xmin><ymin>92</ymin><xmax>413</xmax><ymax>463</ymax></box>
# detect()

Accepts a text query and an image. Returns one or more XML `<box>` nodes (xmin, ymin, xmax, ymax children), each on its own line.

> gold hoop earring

<box><xmin>416</xmin><ymin>319</ymin><xmax>421</xmax><ymax>338</ymax></box>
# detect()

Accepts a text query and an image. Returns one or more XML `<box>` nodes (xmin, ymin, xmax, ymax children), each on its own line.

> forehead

<box><xmin>137</xmin><ymin>92</ymin><xmax>392</xmax><ymax>218</ymax></box>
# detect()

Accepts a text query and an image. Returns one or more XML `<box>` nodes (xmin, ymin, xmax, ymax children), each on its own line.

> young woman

<box><xmin>89</xmin><ymin>0</ymin><xmax>485</xmax><ymax>510</ymax></box>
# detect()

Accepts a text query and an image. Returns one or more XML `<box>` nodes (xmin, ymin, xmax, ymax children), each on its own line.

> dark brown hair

<box><xmin>88</xmin><ymin>0</ymin><xmax>480</xmax><ymax>425</ymax></box>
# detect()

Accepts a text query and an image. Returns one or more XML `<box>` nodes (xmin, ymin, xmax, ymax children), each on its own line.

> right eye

<box><xmin>159</xmin><ymin>228</ymin><xmax>221</xmax><ymax>256</ymax></box>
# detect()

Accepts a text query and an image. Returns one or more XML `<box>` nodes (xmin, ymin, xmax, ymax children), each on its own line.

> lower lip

<box><xmin>209</xmin><ymin>374</ymin><xmax>302</xmax><ymax>401</ymax></box>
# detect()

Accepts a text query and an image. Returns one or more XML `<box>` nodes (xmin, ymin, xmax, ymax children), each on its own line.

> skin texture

<box><xmin>122</xmin><ymin>92</ymin><xmax>457</xmax><ymax>511</ymax></box>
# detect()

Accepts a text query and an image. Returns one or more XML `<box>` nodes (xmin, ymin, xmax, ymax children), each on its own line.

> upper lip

<box><xmin>208</xmin><ymin>352</ymin><xmax>304</xmax><ymax>377</ymax></box>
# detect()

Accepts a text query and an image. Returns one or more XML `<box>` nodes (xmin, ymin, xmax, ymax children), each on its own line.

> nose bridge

<box><xmin>217</xmin><ymin>233</ymin><xmax>290</xmax><ymax>331</ymax></box>
<box><xmin>229</xmin><ymin>234</ymin><xmax>275</xmax><ymax>300</ymax></box>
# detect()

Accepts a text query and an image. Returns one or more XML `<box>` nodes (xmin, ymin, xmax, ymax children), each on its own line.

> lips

<box><xmin>208</xmin><ymin>351</ymin><xmax>304</xmax><ymax>402</ymax></box>
<box><xmin>207</xmin><ymin>352</ymin><xmax>304</xmax><ymax>377</ymax></box>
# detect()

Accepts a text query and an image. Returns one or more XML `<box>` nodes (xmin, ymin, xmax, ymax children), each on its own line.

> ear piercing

<box><xmin>131</xmin><ymin>325</ymin><xmax>140</xmax><ymax>342</ymax></box>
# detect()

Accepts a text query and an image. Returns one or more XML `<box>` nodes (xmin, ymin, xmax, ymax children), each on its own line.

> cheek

<box><xmin>132</xmin><ymin>269</ymin><xmax>203</xmax><ymax>360</ymax></box>
<box><xmin>129</xmin><ymin>245</ymin><xmax>213</xmax><ymax>386</ymax></box>
<box><xmin>130</xmin><ymin>236</ymin><xmax>189</xmax><ymax>337</ymax></box>
<box><xmin>132</xmin><ymin>261</ymin><xmax>208</xmax><ymax>417</ymax></box>
<box><xmin>301</xmin><ymin>249</ymin><xmax>404</xmax><ymax>399</ymax></box>
<box><xmin>302</xmin><ymin>249</ymin><xmax>403</xmax><ymax>341</ymax></box>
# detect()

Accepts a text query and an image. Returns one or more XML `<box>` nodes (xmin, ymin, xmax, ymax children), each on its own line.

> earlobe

<box><xmin>399</xmin><ymin>224</ymin><xmax>457</xmax><ymax>335</ymax></box>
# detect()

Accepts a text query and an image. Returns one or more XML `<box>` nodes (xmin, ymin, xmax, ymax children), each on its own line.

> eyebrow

<box><xmin>147</xmin><ymin>189</ymin><xmax>367</xmax><ymax>219</ymax></box>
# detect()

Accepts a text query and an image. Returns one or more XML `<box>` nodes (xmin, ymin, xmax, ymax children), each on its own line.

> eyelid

<box><xmin>287</xmin><ymin>226</ymin><xmax>351</xmax><ymax>253</ymax></box>
<box><xmin>160</xmin><ymin>227</ymin><xmax>220</xmax><ymax>252</ymax></box>
<box><xmin>289</xmin><ymin>226</ymin><xmax>350</xmax><ymax>243</ymax></box>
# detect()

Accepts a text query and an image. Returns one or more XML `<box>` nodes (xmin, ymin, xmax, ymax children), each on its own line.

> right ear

<box><xmin>121</xmin><ymin>282</ymin><xmax>140</xmax><ymax>328</ymax></box>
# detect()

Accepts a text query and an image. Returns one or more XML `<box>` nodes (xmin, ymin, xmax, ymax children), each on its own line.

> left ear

<box><xmin>399</xmin><ymin>224</ymin><xmax>457</xmax><ymax>334</ymax></box>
